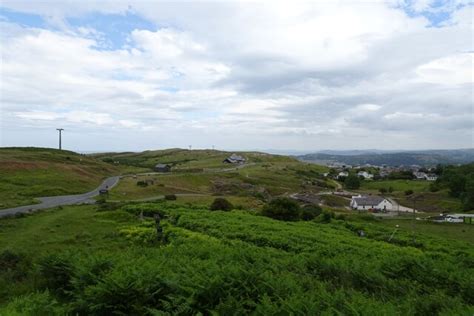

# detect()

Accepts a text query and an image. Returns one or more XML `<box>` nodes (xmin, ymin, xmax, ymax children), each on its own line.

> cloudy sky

<box><xmin>0</xmin><ymin>0</ymin><xmax>472</xmax><ymax>152</ymax></box>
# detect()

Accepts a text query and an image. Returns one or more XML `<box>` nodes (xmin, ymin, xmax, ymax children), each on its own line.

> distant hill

<box><xmin>297</xmin><ymin>149</ymin><xmax>474</xmax><ymax>166</ymax></box>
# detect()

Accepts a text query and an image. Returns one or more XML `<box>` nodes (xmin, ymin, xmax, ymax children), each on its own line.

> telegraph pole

<box><xmin>56</xmin><ymin>128</ymin><xmax>64</xmax><ymax>150</ymax></box>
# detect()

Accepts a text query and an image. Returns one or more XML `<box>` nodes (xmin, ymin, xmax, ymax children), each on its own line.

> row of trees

<box><xmin>431</xmin><ymin>163</ymin><xmax>474</xmax><ymax>211</ymax></box>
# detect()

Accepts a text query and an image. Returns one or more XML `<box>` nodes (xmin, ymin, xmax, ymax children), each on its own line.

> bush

<box><xmin>38</xmin><ymin>254</ymin><xmax>75</xmax><ymax>297</ymax></box>
<box><xmin>379</xmin><ymin>188</ymin><xmax>387</xmax><ymax>194</ymax></box>
<box><xmin>136</xmin><ymin>181</ymin><xmax>148</xmax><ymax>187</ymax></box>
<box><xmin>262</xmin><ymin>197</ymin><xmax>300</xmax><ymax>221</ymax></box>
<box><xmin>315</xmin><ymin>210</ymin><xmax>334</xmax><ymax>223</ymax></box>
<box><xmin>210</xmin><ymin>198</ymin><xmax>234</xmax><ymax>211</ymax></box>
<box><xmin>300</xmin><ymin>205</ymin><xmax>322</xmax><ymax>221</ymax></box>
<box><xmin>165</xmin><ymin>194</ymin><xmax>177</xmax><ymax>201</ymax></box>
<box><xmin>405</xmin><ymin>190</ymin><xmax>414</xmax><ymax>196</ymax></box>
<box><xmin>344</xmin><ymin>175</ymin><xmax>360</xmax><ymax>189</ymax></box>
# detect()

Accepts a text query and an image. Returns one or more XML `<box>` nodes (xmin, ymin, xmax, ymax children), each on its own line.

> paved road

<box><xmin>0</xmin><ymin>176</ymin><xmax>120</xmax><ymax>218</ymax></box>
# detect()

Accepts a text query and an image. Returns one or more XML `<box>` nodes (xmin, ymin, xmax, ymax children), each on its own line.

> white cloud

<box><xmin>1</xmin><ymin>1</ymin><xmax>473</xmax><ymax>151</ymax></box>
<box><xmin>416</xmin><ymin>53</ymin><xmax>473</xmax><ymax>85</ymax></box>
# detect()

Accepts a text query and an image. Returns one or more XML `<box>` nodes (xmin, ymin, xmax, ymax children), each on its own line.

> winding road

<box><xmin>0</xmin><ymin>176</ymin><xmax>120</xmax><ymax>218</ymax></box>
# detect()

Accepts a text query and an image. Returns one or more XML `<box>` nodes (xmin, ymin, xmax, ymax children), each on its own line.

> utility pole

<box><xmin>56</xmin><ymin>128</ymin><xmax>64</xmax><ymax>150</ymax></box>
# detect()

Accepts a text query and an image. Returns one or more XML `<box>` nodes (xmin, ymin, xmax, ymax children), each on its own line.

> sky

<box><xmin>0</xmin><ymin>0</ymin><xmax>472</xmax><ymax>153</ymax></box>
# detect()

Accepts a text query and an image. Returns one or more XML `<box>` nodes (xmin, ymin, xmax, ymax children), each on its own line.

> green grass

<box><xmin>375</xmin><ymin>217</ymin><xmax>474</xmax><ymax>244</ymax></box>
<box><xmin>0</xmin><ymin>147</ymin><xmax>120</xmax><ymax>209</ymax></box>
<box><xmin>1</xmin><ymin>203</ymin><xmax>472</xmax><ymax>314</ymax></box>
<box><xmin>359</xmin><ymin>179</ymin><xmax>430</xmax><ymax>193</ymax></box>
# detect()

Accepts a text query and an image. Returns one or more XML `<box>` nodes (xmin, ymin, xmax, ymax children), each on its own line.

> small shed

<box><xmin>154</xmin><ymin>164</ymin><xmax>171</xmax><ymax>172</ymax></box>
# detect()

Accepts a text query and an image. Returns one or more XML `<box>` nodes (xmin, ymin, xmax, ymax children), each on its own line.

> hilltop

<box><xmin>0</xmin><ymin>147</ymin><xmax>121</xmax><ymax>209</ymax></box>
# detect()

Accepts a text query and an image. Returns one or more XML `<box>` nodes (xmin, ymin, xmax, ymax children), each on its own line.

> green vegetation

<box><xmin>360</xmin><ymin>179</ymin><xmax>430</xmax><ymax>193</ymax></box>
<box><xmin>431</xmin><ymin>163</ymin><xmax>474</xmax><ymax>211</ymax></box>
<box><xmin>261</xmin><ymin>197</ymin><xmax>301</xmax><ymax>221</ymax></box>
<box><xmin>0</xmin><ymin>202</ymin><xmax>473</xmax><ymax>314</ymax></box>
<box><xmin>0</xmin><ymin>148</ymin><xmax>121</xmax><ymax>209</ymax></box>
<box><xmin>344</xmin><ymin>174</ymin><xmax>360</xmax><ymax>189</ymax></box>
<box><xmin>209</xmin><ymin>197</ymin><xmax>234</xmax><ymax>211</ymax></box>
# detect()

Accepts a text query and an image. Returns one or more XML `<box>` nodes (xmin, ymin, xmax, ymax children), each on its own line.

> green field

<box><xmin>359</xmin><ymin>179</ymin><xmax>431</xmax><ymax>192</ymax></box>
<box><xmin>1</xmin><ymin>202</ymin><xmax>472</xmax><ymax>314</ymax></box>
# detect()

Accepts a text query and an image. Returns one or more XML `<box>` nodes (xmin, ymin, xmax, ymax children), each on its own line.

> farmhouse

<box><xmin>223</xmin><ymin>154</ymin><xmax>246</xmax><ymax>164</ymax></box>
<box><xmin>357</xmin><ymin>171</ymin><xmax>373</xmax><ymax>179</ymax></box>
<box><xmin>413</xmin><ymin>171</ymin><xmax>427</xmax><ymax>180</ymax></box>
<box><xmin>350</xmin><ymin>195</ymin><xmax>393</xmax><ymax>211</ymax></box>
<box><xmin>154</xmin><ymin>163</ymin><xmax>171</xmax><ymax>172</ymax></box>
<box><xmin>425</xmin><ymin>174</ymin><xmax>438</xmax><ymax>181</ymax></box>
<box><xmin>337</xmin><ymin>171</ymin><xmax>349</xmax><ymax>179</ymax></box>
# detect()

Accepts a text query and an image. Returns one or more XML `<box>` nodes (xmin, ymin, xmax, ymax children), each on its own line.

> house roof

<box><xmin>353</xmin><ymin>196</ymin><xmax>385</xmax><ymax>206</ymax></box>
<box><xmin>225</xmin><ymin>154</ymin><xmax>245</xmax><ymax>162</ymax></box>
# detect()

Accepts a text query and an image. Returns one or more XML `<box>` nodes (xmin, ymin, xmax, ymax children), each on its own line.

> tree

<box><xmin>461</xmin><ymin>175</ymin><xmax>474</xmax><ymax>211</ymax></box>
<box><xmin>300</xmin><ymin>205</ymin><xmax>322</xmax><ymax>221</ymax></box>
<box><xmin>344</xmin><ymin>174</ymin><xmax>360</xmax><ymax>189</ymax></box>
<box><xmin>210</xmin><ymin>198</ymin><xmax>233</xmax><ymax>211</ymax></box>
<box><xmin>262</xmin><ymin>197</ymin><xmax>300</xmax><ymax>221</ymax></box>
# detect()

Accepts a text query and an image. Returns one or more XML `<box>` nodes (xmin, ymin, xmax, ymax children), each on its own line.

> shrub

<box><xmin>300</xmin><ymin>205</ymin><xmax>322</xmax><ymax>221</ymax></box>
<box><xmin>344</xmin><ymin>175</ymin><xmax>360</xmax><ymax>189</ymax></box>
<box><xmin>315</xmin><ymin>210</ymin><xmax>334</xmax><ymax>223</ymax></box>
<box><xmin>262</xmin><ymin>197</ymin><xmax>300</xmax><ymax>221</ymax></box>
<box><xmin>0</xmin><ymin>291</ymin><xmax>67</xmax><ymax>316</ymax></box>
<box><xmin>38</xmin><ymin>254</ymin><xmax>75</xmax><ymax>297</ymax></box>
<box><xmin>405</xmin><ymin>190</ymin><xmax>414</xmax><ymax>196</ymax></box>
<box><xmin>379</xmin><ymin>188</ymin><xmax>387</xmax><ymax>194</ymax></box>
<box><xmin>210</xmin><ymin>198</ymin><xmax>234</xmax><ymax>211</ymax></box>
<box><xmin>136</xmin><ymin>181</ymin><xmax>148</xmax><ymax>187</ymax></box>
<box><xmin>165</xmin><ymin>194</ymin><xmax>177</xmax><ymax>201</ymax></box>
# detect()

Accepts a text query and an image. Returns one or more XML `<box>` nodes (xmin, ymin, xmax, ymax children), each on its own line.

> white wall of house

<box><xmin>350</xmin><ymin>198</ymin><xmax>393</xmax><ymax>211</ymax></box>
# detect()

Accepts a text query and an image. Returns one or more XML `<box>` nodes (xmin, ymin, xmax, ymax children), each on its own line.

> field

<box><xmin>0</xmin><ymin>202</ymin><xmax>472</xmax><ymax>315</ymax></box>
<box><xmin>359</xmin><ymin>179</ymin><xmax>431</xmax><ymax>193</ymax></box>
<box><xmin>0</xmin><ymin>148</ymin><xmax>122</xmax><ymax>209</ymax></box>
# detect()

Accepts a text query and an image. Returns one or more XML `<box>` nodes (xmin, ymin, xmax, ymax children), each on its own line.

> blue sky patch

<box><xmin>0</xmin><ymin>7</ymin><xmax>46</xmax><ymax>28</ymax></box>
<box><xmin>68</xmin><ymin>11</ymin><xmax>156</xmax><ymax>50</ymax></box>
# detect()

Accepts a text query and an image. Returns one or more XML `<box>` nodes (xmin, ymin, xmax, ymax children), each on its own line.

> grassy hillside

<box><xmin>0</xmin><ymin>147</ymin><xmax>121</xmax><ymax>209</ymax></box>
<box><xmin>93</xmin><ymin>148</ymin><xmax>295</xmax><ymax>171</ymax></box>
<box><xmin>105</xmin><ymin>152</ymin><xmax>332</xmax><ymax>203</ymax></box>
<box><xmin>0</xmin><ymin>202</ymin><xmax>472</xmax><ymax>314</ymax></box>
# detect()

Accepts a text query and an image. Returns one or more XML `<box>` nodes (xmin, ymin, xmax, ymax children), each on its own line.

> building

<box><xmin>425</xmin><ymin>174</ymin><xmax>438</xmax><ymax>181</ymax></box>
<box><xmin>357</xmin><ymin>171</ymin><xmax>373</xmax><ymax>179</ymax></box>
<box><xmin>154</xmin><ymin>163</ymin><xmax>171</xmax><ymax>172</ymax></box>
<box><xmin>337</xmin><ymin>171</ymin><xmax>349</xmax><ymax>179</ymax></box>
<box><xmin>350</xmin><ymin>195</ymin><xmax>393</xmax><ymax>211</ymax></box>
<box><xmin>413</xmin><ymin>171</ymin><xmax>427</xmax><ymax>180</ymax></box>
<box><xmin>223</xmin><ymin>154</ymin><xmax>246</xmax><ymax>164</ymax></box>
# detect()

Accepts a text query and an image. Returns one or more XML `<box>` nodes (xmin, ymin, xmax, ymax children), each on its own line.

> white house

<box><xmin>413</xmin><ymin>171</ymin><xmax>427</xmax><ymax>180</ymax></box>
<box><xmin>337</xmin><ymin>171</ymin><xmax>349</xmax><ymax>179</ymax></box>
<box><xmin>425</xmin><ymin>174</ymin><xmax>438</xmax><ymax>181</ymax></box>
<box><xmin>223</xmin><ymin>154</ymin><xmax>246</xmax><ymax>164</ymax></box>
<box><xmin>357</xmin><ymin>171</ymin><xmax>373</xmax><ymax>179</ymax></box>
<box><xmin>350</xmin><ymin>195</ymin><xmax>394</xmax><ymax>211</ymax></box>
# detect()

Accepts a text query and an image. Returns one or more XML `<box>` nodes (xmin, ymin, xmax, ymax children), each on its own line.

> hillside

<box><xmin>95</xmin><ymin>149</ymin><xmax>332</xmax><ymax>205</ymax></box>
<box><xmin>92</xmin><ymin>148</ymin><xmax>294</xmax><ymax>171</ymax></box>
<box><xmin>0</xmin><ymin>147</ymin><xmax>121</xmax><ymax>209</ymax></box>
<box><xmin>0</xmin><ymin>202</ymin><xmax>472</xmax><ymax>314</ymax></box>
<box><xmin>297</xmin><ymin>149</ymin><xmax>474</xmax><ymax>166</ymax></box>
